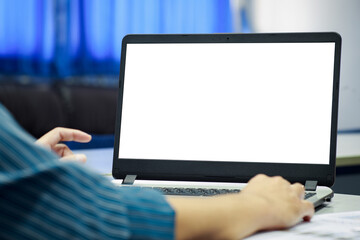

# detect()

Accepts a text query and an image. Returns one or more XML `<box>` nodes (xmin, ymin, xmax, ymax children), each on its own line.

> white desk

<box><xmin>76</xmin><ymin>142</ymin><xmax>360</xmax><ymax>214</ymax></box>
<box><xmin>80</xmin><ymin>147</ymin><xmax>113</xmax><ymax>175</ymax></box>
<box><xmin>75</xmin><ymin>134</ymin><xmax>360</xmax><ymax>214</ymax></box>
<box><xmin>317</xmin><ymin>193</ymin><xmax>360</xmax><ymax>214</ymax></box>
<box><xmin>75</xmin><ymin>136</ymin><xmax>360</xmax><ymax>239</ymax></box>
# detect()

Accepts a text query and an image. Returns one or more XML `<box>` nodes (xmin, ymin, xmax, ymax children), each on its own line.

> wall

<box><xmin>248</xmin><ymin>0</ymin><xmax>360</xmax><ymax>131</ymax></box>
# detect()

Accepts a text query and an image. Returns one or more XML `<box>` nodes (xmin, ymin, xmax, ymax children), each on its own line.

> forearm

<box><xmin>167</xmin><ymin>194</ymin><xmax>265</xmax><ymax>240</ymax></box>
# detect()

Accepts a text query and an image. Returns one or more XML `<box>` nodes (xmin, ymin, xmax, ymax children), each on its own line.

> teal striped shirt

<box><xmin>0</xmin><ymin>104</ymin><xmax>175</xmax><ymax>239</ymax></box>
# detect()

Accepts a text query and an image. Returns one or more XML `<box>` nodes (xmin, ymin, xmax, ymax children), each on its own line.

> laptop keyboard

<box><xmin>153</xmin><ymin>187</ymin><xmax>241</xmax><ymax>196</ymax></box>
<box><xmin>132</xmin><ymin>186</ymin><xmax>316</xmax><ymax>199</ymax></box>
<box><xmin>132</xmin><ymin>186</ymin><xmax>235</xmax><ymax>196</ymax></box>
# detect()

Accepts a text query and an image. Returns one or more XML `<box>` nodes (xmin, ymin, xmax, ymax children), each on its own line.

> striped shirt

<box><xmin>0</xmin><ymin>104</ymin><xmax>175</xmax><ymax>239</ymax></box>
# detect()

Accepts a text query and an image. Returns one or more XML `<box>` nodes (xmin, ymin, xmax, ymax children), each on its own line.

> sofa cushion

<box><xmin>59</xmin><ymin>85</ymin><xmax>117</xmax><ymax>135</ymax></box>
<box><xmin>0</xmin><ymin>84</ymin><xmax>66</xmax><ymax>138</ymax></box>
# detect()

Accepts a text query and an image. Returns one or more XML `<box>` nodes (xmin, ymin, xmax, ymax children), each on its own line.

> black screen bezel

<box><xmin>113</xmin><ymin>32</ymin><xmax>341</xmax><ymax>187</ymax></box>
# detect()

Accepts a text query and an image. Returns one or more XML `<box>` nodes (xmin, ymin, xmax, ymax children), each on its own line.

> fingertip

<box><xmin>293</xmin><ymin>182</ymin><xmax>305</xmax><ymax>189</ymax></box>
<box><xmin>292</xmin><ymin>183</ymin><xmax>305</xmax><ymax>199</ymax></box>
<box><xmin>250</xmin><ymin>173</ymin><xmax>267</xmax><ymax>182</ymax></box>
<box><xmin>75</xmin><ymin>154</ymin><xmax>87</xmax><ymax>163</ymax></box>
<box><xmin>60</xmin><ymin>154</ymin><xmax>87</xmax><ymax>163</ymax></box>
<box><xmin>80</xmin><ymin>132</ymin><xmax>92</xmax><ymax>142</ymax></box>
<box><xmin>80</xmin><ymin>130</ymin><xmax>92</xmax><ymax>138</ymax></box>
<box><xmin>303</xmin><ymin>215</ymin><xmax>312</xmax><ymax>222</ymax></box>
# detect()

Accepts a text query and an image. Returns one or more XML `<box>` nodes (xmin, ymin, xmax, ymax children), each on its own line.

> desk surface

<box><xmin>78</xmin><ymin>150</ymin><xmax>360</xmax><ymax>214</ymax></box>
<box><xmin>76</xmin><ymin>134</ymin><xmax>360</xmax><ymax>215</ymax></box>
<box><xmin>317</xmin><ymin>193</ymin><xmax>360</xmax><ymax>214</ymax></box>
<box><xmin>75</xmin><ymin>138</ymin><xmax>360</xmax><ymax>239</ymax></box>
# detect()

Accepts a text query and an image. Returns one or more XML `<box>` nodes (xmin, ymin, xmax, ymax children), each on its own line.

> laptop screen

<box><xmin>119</xmin><ymin>42</ymin><xmax>335</xmax><ymax>164</ymax></box>
<box><xmin>113</xmin><ymin>33</ymin><xmax>341</xmax><ymax>186</ymax></box>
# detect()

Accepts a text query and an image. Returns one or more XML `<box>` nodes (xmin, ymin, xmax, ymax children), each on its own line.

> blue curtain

<box><xmin>0</xmin><ymin>0</ymin><xmax>234</xmax><ymax>79</ymax></box>
<box><xmin>0</xmin><ymin>0</ymin><xmax>55</xmax><ymax>78</ymax></box>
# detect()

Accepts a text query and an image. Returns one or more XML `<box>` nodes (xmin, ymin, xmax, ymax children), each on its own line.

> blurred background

<box><xmin>0</xmin><ymin>0</ymin><xmax>359</xmax><ymax>192</ymax></box>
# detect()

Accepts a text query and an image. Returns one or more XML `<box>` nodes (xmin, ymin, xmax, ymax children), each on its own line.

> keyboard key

<box><xmin>304</xmin><ymin>192</ymin><xmax>316</xmax><ymax>199</ymax></box>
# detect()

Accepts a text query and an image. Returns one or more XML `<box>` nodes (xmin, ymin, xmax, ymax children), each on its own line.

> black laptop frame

<box><xmin>113</xmin><ymin>32</ymin><xmax>341</xmax><ymax>187</ymax></box>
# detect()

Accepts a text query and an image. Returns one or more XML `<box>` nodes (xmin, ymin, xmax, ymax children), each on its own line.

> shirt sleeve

<box><xmin>0</xmin><ymin>104</ymin><xmax>175</xmax><ymax>240</ymax></box>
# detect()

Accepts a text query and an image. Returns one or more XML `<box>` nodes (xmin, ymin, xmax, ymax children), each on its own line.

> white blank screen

<box><xmin>119</xmin><ymin>42</ymin><xmax>335</xmax><ymax>164</ymax></box>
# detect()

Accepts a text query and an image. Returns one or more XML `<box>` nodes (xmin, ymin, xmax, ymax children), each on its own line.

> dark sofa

<box><xmin>0</xmin><ymin>82</ymin><xmax>118</xmax><ymax>148</ymax></box>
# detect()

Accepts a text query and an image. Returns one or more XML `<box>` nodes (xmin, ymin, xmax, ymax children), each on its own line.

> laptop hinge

<box><xmin>305</xmin><ymin>180</ymin><xmax>318</xmax><ymax>191</ymax></box>
<box><xmin>122</xmin><ymin>175</ymin><xmax>137</xmax><ymax>185</ymax></box>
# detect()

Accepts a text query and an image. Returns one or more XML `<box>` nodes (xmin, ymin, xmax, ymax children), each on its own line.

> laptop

<box><xmin>112</xmin><ymin>32</ymin><xmax>342</xmax><ymax>208</ymax></box>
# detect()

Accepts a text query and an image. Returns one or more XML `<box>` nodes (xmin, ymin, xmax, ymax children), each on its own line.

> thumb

<box><xmin>60</xmin><ymin>154</ymin><xmax>87</xmax><ymax>163</ymax></box>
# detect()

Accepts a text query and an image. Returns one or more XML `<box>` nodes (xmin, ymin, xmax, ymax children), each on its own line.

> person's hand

<box><xmin>167</xmin><ymin>174</ymin><xmax>315</xmax><ymax>240</ymax></box>
<box><xmin>36</xmin><ymin>127</ymin><xmax>92</xmax><ymax>163</ymax></box>
<box><xmin>240</xmin><ymin>174</ymin><xmax>315</xmax><ymax>231</ymax></box>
